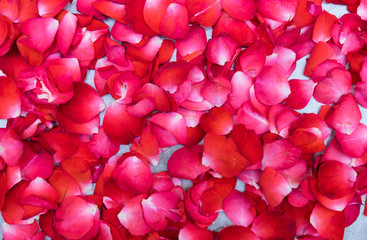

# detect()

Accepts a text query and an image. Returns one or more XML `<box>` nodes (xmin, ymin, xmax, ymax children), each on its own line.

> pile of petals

<box><xmin>2</xmin><ymin>0</ymin><xmax>367</xmax><ymax>239</ymax></box>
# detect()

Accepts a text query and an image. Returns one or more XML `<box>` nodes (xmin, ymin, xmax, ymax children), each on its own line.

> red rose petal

<box><xmin>167</xmin><ymin>145</ymin><xmax>209</xmax><ymax>180</ymax></box>
<box><xmin>217</xmin><ymin>226</ymin><xmax>259</xmax><ymax>240</ymax></box>
<box><xmin>310</xmin><ymin>203</ymin><xmax>345</xmax><ymax>240</ymax></box>
<box><xmin>251</xmin><ymin>210</ymin><xmax>296</xmax><ymax>240</ymax></box>
<box><xmin>118</xmin><ymin>194</ymin><xmax>151</xmax><ymax>236</ymax></box>
<box><xmin>0</xmin><ymin>76</ymin><xmax>21</xmax><ymax>119</ymax></box>
<box><xmin>55</xmin><ymin>196</ymin><xmax>100</xmax><ymax>239</ymax></box>
<box><xmin>223</xmin><ymin>190</ymin><xmax>256</xmax><ymax>227</ymax></box>
<box><xmin>20</xmin><ymin>17</ymin><xmax>59</xmax><ymax>53</ymax></box>
<box><xmin>203</xmin><ymin>134</ymin><xmax>247</xmax><ymax>177</ymax></box>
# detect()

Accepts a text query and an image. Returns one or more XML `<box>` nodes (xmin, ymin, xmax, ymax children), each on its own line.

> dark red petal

<box><xmin>0</xmin><ymin>76</ymin><xmax>21</xmax><ymax>119</ymax></box>
<box><xmin>310</xmin><ymin>203</ymin><xmax>345</xmax><ymax>240</ymax></box>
